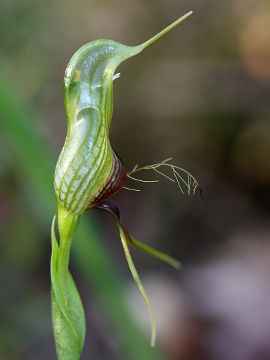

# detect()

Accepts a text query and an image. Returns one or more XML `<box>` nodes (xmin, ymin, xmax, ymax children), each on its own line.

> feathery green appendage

<box><xmin>117</xmin><ymin>223</ymin><xmax>156</xmax><ymax>347</ymax></box>
<box><xmin>129</xmin><ymin>235</ymin><xmax>181</xmax><ymax>269</ymax></box>
<box><xmin>127</xmin><ymin>158</ymin><xmax>200</xmax><ymax>195</ymax></box>
<box><xmin>51</xmin><ymin>212</ymin><xmax>86</xmax><ymax>360</ymax></box>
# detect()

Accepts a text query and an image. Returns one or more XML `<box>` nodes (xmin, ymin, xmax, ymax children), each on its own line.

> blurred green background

<box><xmin>1</xmin><ymin>0</ymin><xmax>270</xmax><ymax>359</ymax></box>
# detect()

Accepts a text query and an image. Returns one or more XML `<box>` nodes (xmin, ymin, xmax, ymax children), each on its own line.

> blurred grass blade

<box><xmin>0</xmin><ymin>68</ymin><xmax>166</xmax><ymax>360</ymax></box>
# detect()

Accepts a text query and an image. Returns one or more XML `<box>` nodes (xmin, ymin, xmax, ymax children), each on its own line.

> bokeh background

<box><xmin>1</xmin><ymin>0</ymin><xmax>270</xmax><ymax>359</ymax></box>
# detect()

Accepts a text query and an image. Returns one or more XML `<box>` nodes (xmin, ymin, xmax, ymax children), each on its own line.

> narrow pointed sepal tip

<box><xmin>173</xmin><ymin>260</ymin><xmax>182</xmax><ymax>270</ymax></box>
<box><xmin>151</xmin><ymin>332</ymin><xmax>156</xmax><ymax>348</ymax></box>
<box><xmin>137</xmin><ymin>10</ymin><xmax>194</xmax><ymax>51</ymax></box>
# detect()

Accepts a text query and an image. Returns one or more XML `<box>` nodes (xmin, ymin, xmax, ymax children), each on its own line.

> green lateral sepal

<box><xmin>116</xmin><ymin>222</ymin><xmax>156</xmax><ymax>347</ymax></box>
<box><xmin>129</xmin><ymin>235</ymin><xmax>181</xmax><ymax>269</ymax></box>
<box><xmin>96</xmin><ymin>200</ymin><xmax>182</xmax><ymax>346</ymax></box>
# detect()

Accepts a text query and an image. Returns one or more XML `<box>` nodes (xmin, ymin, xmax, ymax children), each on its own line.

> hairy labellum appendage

<box><xmin>54</xmin><ymin>12</ymin><xmax>193</xmax><ymax>215</ymax></box>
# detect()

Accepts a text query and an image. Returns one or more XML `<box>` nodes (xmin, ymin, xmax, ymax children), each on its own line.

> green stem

<box><xmin>57</xmin><ymin>205</ymin><xmax>79</xmax><ymax>301</ymax></box>
<box><xmin>51</xmin><ymin>207</ymin><xmax>85</xmax><ymax>360</ymax></box>
<box><xmin>58</xmin><ymin>234</ymin><xmax>72</xmax><ymax>301</ymax></box>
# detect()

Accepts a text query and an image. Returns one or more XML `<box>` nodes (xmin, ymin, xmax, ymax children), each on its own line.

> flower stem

<box><xmin>51</xmin><ymin>207</ymin><xmax>85</xmax><ymax>360</ymax></box>
<box><xmin>58</xmin><ymin>205</ymin><xmax>79</xmax><ymax>300</ymax></box>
